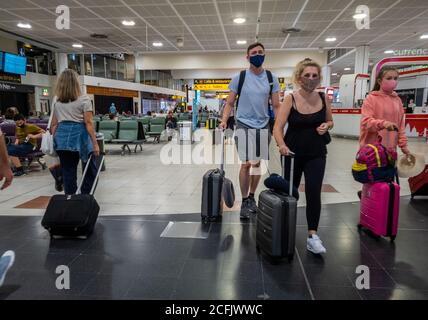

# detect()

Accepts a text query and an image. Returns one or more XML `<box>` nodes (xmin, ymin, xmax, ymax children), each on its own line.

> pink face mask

<box><xmin>381</xmin><ymin>79</ymin><xmax>398</xmax><ymax>92</ymax></box>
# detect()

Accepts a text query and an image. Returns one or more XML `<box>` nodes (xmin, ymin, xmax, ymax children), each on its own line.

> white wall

<box><xmin>0</xmin><ymin>35</ymin><xmax>18</xmax><ymax>54</ymax></box>
<box><xmin>21</xmin><ymin>72</ymin><xmax>57</xmax><ymax>113</ymax></box>
<box><xmin>397</xmin><ymin>75</ymin><xmax>428</xmax><ymax>90</ymax></box>
<box><xmin>81</xmin><ymin>76</ymin><xmax>185</xmax><ymax>96</ymax></box>
<box><xmin>137</xmin><ymin>51</ymin><xmax>327</xmax><ymax>71</ymax></box>
<box><xmin>21</xmin><ymin>72</ymin><xmax>56</xmax><ymax>88</ymax></box>
<box><xmin>200</xmin><ymin>98</ymin><xmax>220</xmax><ymax>111</ymax></box>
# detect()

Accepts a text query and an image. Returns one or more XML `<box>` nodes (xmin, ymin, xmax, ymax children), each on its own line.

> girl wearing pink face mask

<box><xmin>360</xmin><ymin>66</ymin><xmax>410</xmax><ymax>155</ymax></box>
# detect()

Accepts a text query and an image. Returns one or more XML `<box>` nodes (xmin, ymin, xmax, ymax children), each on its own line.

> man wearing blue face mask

<box><xmin>220</xmin><ymin>42</ymin><xmax>281</xmax><ymax>219</ymax></box>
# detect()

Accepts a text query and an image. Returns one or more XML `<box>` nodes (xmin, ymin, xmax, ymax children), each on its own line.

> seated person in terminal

<box><xmin>166</xmin><ymin>111</ymin><xmax>177</xmax><ymax>129</ymax></box>
<box><xmin>7</xmin><ymin>114</ymin><xmax>45</xmax><ymax>177</ymax></box>
<box><xmin>2</xmin><ymin>108</ymin><xmax>18</xmax><ymax>124</ymax></box>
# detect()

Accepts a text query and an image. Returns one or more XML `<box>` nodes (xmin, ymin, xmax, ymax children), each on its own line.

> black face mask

<box><xmin>300</xmin><ymin>77</ymin><xmax>320</xmax><ymax>92</ymax></box>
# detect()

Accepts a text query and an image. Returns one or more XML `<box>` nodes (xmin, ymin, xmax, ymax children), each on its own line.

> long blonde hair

<box><xmin>55</xmin><ymin>69</ymin><xmax>81</xmax><ymax>103</ymax></box>
<box><xmin>292</xmin><ymin>58</ymin><xmax>322</xmax><ymax>87</ymax></box>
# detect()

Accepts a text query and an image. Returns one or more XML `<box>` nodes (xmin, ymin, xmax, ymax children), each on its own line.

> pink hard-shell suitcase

<box><xmin>358</xmin><ymin>182</ymin><xmax>400</xmax><ymax>241</ymax></box>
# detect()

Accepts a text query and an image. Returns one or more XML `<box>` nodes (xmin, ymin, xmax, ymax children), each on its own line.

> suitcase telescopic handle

<box><xmin>76</xmin><ymin>153</ymin><xmax>106</xmax><ymax>195</ymax></box>
<box><xmin>219</xmin><ymin>128</ymin><xmax>225</xmax><ymax>173</ymax></box>
<box><xmin>281</xmin><ymin>151</ymin><xmax>295</xmax><ymax>197</ymax></box>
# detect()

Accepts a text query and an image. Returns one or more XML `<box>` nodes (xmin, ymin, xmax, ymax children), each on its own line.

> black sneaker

<box><xmin>240</xmin><ymin>199</ymin><xmax>251</xmax><ymax>220</ymax></box>
<box><xmin>14</xmin><ymin>170</ymin><xmax>26</xmax><ymax>177</ymax></box>
<box><xmin>55</xmin><ymin>180</ymin><xmax>64</xmax><ymax>192</ymax></box>
<box><xmin>247</xmin><ymin>197</ymin><xmax>258</xmax><ymax>213</ymax></box>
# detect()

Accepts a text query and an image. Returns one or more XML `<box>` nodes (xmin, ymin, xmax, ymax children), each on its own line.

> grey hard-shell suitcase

<box><xmin>256</xmin><ymin>155</ymin><xmax>297</xmax><ymax>261</ymax></box>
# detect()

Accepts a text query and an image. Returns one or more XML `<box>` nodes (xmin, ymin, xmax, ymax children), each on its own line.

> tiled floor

<box><xmin>0</xmin><ymin>196</ymin><xmax>427</xmax><ymax>300</ymax></box>
<box><xmin>0</xmin><ymin>134</ymin><xmax>427</xmax><ymax>300</ymax></box>
<box><xmin>1</xmin><ymin>135</ymin><xmax>427</xmax><ymax>216</ymax></box>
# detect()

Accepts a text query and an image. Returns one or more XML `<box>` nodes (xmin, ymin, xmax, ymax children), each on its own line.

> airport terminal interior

<box><xmin>0</xmin><ymin>0</ymin><xmax>428</xmax><ymax>301</ymax></box>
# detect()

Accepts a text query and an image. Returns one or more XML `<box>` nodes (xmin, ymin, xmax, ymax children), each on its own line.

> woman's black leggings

<box><xmin>284</xmin><ymin>155</ymin><xmax>326</xmax><ymax>231</ymax></box>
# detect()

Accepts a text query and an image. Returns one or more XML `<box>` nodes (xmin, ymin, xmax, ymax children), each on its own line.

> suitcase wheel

<box><xmin>390</xmin><ymin>235</ymin><xmax>396</xmax><ymax>242</ymax></box>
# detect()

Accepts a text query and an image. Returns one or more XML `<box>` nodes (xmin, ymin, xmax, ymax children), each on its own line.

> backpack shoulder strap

<box><xmin>266</xmin><ymin>70</ymin><xmax>274</xmax><ymax>96</ymax></box>
<box><xmin>236</xmin><ymin>70</ymin><xmax>246</xmax><ymax>110</ymax></box>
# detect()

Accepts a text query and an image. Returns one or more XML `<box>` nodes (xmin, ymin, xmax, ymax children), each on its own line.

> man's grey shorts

<box><xmin>234</xmin><ymin>121</ymin><xmax>271</xmax><ymax>162</ymax></box>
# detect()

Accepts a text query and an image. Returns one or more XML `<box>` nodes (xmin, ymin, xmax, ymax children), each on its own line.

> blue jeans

<box><xmin>7</xmin><ymin>143</ymin><xmax>34</xmax><ymax>157</ymax></box>
<box><xmin>57</xmin><ymin>150</ymin><xmax>98</xmax><ymax>195</ymax></box>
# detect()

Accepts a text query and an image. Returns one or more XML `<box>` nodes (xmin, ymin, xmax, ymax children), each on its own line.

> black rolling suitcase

<box><xmin>201</xmin><ymin>130</ymin><xmax>226</xmax><ymax>222</ymax></box>
<box><xmin>42</xmin><ymin>155</ymin><xmax>105</xmax><ymax>238</ymax></box>
<box><xmin>256</xmin><ymin>154</ymin><xmax>297</xmax><ymax>261</ymax></box>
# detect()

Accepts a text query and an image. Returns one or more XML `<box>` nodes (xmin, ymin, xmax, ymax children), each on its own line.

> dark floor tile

<box><xmin>262</xmin><ymin>261</ymin><xmax>306</xmax><ymax>285</ymax></box>
<box><xmin>188</xmin><ymin>242</ymin><xmax>226</xmax><ymax>260</ymax></box>
<box><xmin>386</xmin><ymin>268</ymin><xmax>428</xmax><ymax>291</ymax></box>
<box><xmin>343</xmin><ymin>267</ymin><xmax>397</xmax><ymax>289</ymax></box>
<box><xmin>85</xmin><ymin>240</ymin><xmax>158</xmax><ymax>261</ymax></box>
<box><xmin>68</xmin><ymin>254</ymin><xmax>112</xmax><ymax>273</ymax></box>
<box><xmin>180</xmin><ymin>258</ymin><xmax>223</xmax><ymax>280</ymax></box>
<box><xmin>171</xmin><ymin>279</ymin><xmax>264</xmax><ymax>300</ymax></box>
<box><xmin>0</xmin><ymin>238</ymin><xmax>28</xmax><ymax>252</ymax></box>
<box><xmin>303</xmin><ymin>265</ymin><xmax>354</xmax><ymax>287</ymax></box>
<box><xmin>132</xmin><ymin>221</ymin><xmax>170</xmax><ymax>243</ymax></box>
<box><xmin>138</xmin><ymin>258</ymin><xmax>186</xmax><ymax>279</ymax></box>
<box><xmin>81</xmin><ymin>273</ymin><xmax>135</xmax><ymax>299</ymax></box>
<box><xmin>125</xmin><ymin>276</ymin><xmax>178</xmax><ymax>300</ymax></box>
<box><xmin>1</xmin><ymin>270</ymin><xmax>94</xmax><ymax>297</ymax></box>
<box><xmin>219</xmin><ymin>259</ymin><xmax>263</xmax><ymax>283</ymax></box>
<box><xmin>11</xmin><ymin>252</ymin><xmax>77</xmax><ymax>274</ymax></box>
<box><xmin>263</xmin><ymin>283</ymin><xmax>311</xmax><ymax>300</ymax></box>
<box><xmin>312</xmin><ymin>286</ymin><xmax>362</xmax><ymax>300</ymax></box>
<box><xmin>44</xmin><ymin>238</ymin><xmax>96</xmax><ymax>255</ymax></box>
<box><xmin>359</xmin><ymin>288</ymin><xmax>428</xmax><ymax>300</ymax></box>
<box><xmin>151</xmin><ymin>239</ymin><xmax>193</xmax><ymax>260</ymax></box>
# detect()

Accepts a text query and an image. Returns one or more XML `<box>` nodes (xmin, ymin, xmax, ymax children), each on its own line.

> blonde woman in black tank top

<box><xmin>273</xmin><ymin>59</ymin><xmax>334</xmax><ymax>255</ymax></box>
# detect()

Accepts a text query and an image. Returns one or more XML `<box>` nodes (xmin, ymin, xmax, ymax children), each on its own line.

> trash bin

<box><xmin>96</xmin><ymin>132</ymin><xmax>106</xmax><ymax>171</ymax></box>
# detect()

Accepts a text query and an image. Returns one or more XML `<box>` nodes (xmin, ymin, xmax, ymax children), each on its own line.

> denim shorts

<box><xmin>7</xmin><ymin>143</ymin><xmax>35</xmax><ymax>157</ymax></box>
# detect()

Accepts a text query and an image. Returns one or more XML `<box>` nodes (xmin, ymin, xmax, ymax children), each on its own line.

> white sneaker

<box><xmin>0</xmin><ymin>250</ymin><xmax>15</xmax><ymax>287</ymax></box>
<box><xmin>307</xmin><ymin>235</ymin><xmax>327</xmax><ymax>254</ymax></box>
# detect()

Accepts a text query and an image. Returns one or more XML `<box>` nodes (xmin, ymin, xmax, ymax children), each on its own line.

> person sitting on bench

<box><xmin>7</xmin><ymin>114</ymin><xmax>45</xmax><ymax>177</ymax></box>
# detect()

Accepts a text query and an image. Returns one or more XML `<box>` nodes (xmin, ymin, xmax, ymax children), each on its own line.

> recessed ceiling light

<box><xmin>332</xmin><ymin>73</ymin><xmax>338</xmax><ymax>76</ymax></box>
<box><xmin>344</xmin><ymin>67</ymin><xmax>351</xmax><ymax>71</ymax></box>
<box><xmin>420</xmin><ymin>34</ymin><xmax>428</xmax><ymax>39</ymax></box>
<box><xmin>233</xmin><ymin>17</ymin><xmax>246</xmax><ymax>24</ymax></box>
<box><xmin>237</xmin><ymin>40</ymin><xmax>247</xmax><ymax>45</ymax></box>
<box><xmin>353</xmin><ymin>13</ymin><xmax>367</xmax><ymax>19</ymax></box>
<box><xmin>153</xmin><ymin>42</ymin><xmax>163</xmax><ymax>47</ymax></box>
<box><xmin>384</xmin><ymin>50</ymin><xmax>394</xmax><ymax>54</ymax></box>
<box><xmin>325</xmin><ymin>37</ymin><xmax>337</xmax><ymax>42</ymax></box>
<box><xmin>17</xmin><ymin>22</ymin><xmax>32</xmax><ymax>29</ymax></box>
<box><xmin>72</xmin><ymin>43</ymin><xmax>83</xmax><ymax>48</ymax></box>
<box><xmin>122</xmin><ymin>20</ymin><xmax>135</xmax><ymax>26</ymax></box>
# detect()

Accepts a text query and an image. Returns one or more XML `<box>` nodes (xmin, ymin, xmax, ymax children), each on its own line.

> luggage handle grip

<box><xmin>281</xmin><ymin>152</ymin><xmax>295</xmax><ymax>197</ymax></box>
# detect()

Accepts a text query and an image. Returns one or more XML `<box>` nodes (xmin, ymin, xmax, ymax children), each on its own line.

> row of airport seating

<box><xmin>94</xmin><ymin>117</ymin><xmax>167</xmax><ymax>154</ymax></box>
